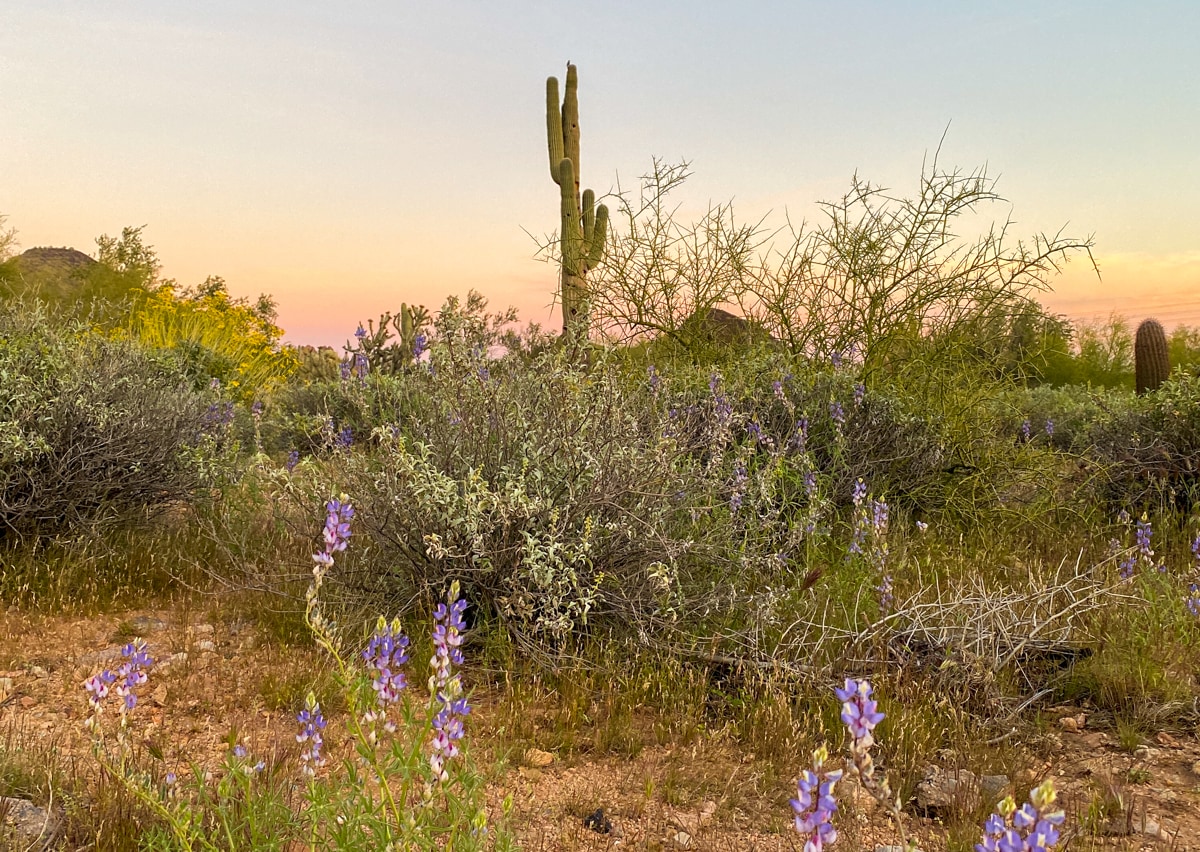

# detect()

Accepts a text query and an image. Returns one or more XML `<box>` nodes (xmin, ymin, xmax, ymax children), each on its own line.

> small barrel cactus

<box><xmin>1135</xmin><ymin>318</ymin><xmax>1170</xmax><ymax>395</ymax></box>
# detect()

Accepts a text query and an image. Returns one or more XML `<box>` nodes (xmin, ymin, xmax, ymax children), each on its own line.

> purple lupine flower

<box><xmin>916</xmin><ymin>520</ymin><xmax>928</xmax><ymax>533</ymax></box>
<box><xmin>790</xmin><ymin>745</ymin><xmax>842</xmax><ymax>851</ymax></box>
<box><xmin>364</xmin><ymin>617</ymin><xmax>410</xmax><ymax>707</ymax></box>
<box><xmin>1020</xmin><ymin>419</ymin><xmax>1032</xmax><ymax>441</ymax></box>
<box><xmin>853</xmin><ymin>383</ymin><xmax>865</xmax><ymax>406</ymax></box>
<box><xmin>340</xmin><ymin>359</ymin><xmax>352</xmax><ymax>381</ymax></box>
<box><xmin>976</xmin><ymin>780</ymin><xmax>1065</xmax><ymax>852</ymax></box>
<box><xmin>353</xmin><ymin>352</ymin><xmax>369</xmax><ymax>380</ymax></box>
<box><xmin>746</xmin><ymin>421</ymin><xmax>763</xmax><ymax>444</ymax></box>
<box><xmin>313</xmin><ymin>497</ymin><xmax>354</xmax><ymax>571</ymax></box>
<box><xmin>355</xmin><ymin>324</ymin><xmax>367</xmax><ymax>341</ymax></box>
<box><xmin>286</xmin><ymin>450</ymin><xmax>300</xmax><ymax>472</ymax></box>
<box><xmin>772</xmin><ymin>379</ymin><xmax>785</xmax><ymax>401</ymax></box>
<box><xmin>877</xmin><ymin>574</ymin><xmax>894</xmax><ymax>613</ymax></box>
<box><xmin>233</xmin><ymin>744</ymin><xmax>247</xmax><ymax>759</ymax></box>
<box><xmin>337</xmin><ymin>426</ymin><xmax>353</xmax><ymax>450</ymax></box>
<box><xmin>648</xmin><ymin>365</ymin><xmax>661</xmax><ymax>395</ymax></box>
<box><xmin>830</xmin><ymin>350</ymin><xmax>843</xmax><ymax>368</ymax></box>
<box><xmin>790</xmin><ymin>417</ymin><xmax>809</xmax><ymax>452</ymax></box>
<box><xmin>1044</xmin><ymin>418</ymin><xmax>1054</xmax><ymax>438</ymax></box>
<box><xmin>428</xmin><ymin>582</ymin><xmax>470</xmax><ymax>782</ymax></box>
<box><xmin>297</xmin><ymin>694</ymin><xmax>327</xmax><ymax>776</ymax></box>
<box><xmin>86</xmin><ymin>639</ymin><xmax>153</xmax><ymax>715</ymax></box>
<box><xmin>477</xmin><ymin>364</ymin><xmax>490</xmax><ymax>382</ymax></box>
<box><xmin>1119</xmin><ymin>553</ymin><xmax>1138</xmax><ymax>580</ymax></box>
<box><xmin>709</xmin><ymin>373</ymin><xmax>721</xmax><ymax>394</ymax></box>
<box><xmin>1136</xmin><ymin>517</ymin><xmax>1153</xmax><ymax>558</ymax></box>
<box><xmin>803</xmin><ymin>470</ymin><xmax>818</xmax><ymax>497</ymax></box>
<box><xmin>729</xmin><ymin>462</ymin><xmax>748</xmax><ymax>514</ymax></box>
<box><xmin>251</xmin><ymin>400</ymin><xmax>264</xmax><ymax>421</ymax></box>
<box><xmin>412</xmin><ymin>331</ymin><xmax>428</xmax><ymax>360</ymax></box>
<box><xmin>852</xmin><ymin>480</ymin><xmax>867</xmax><ymax>507</ymax></box>
<box><xmin>830</xmin><ymin>401</ymin><xmax>845</xmax><ymax>426</ymax></box>
<box><xmin>835</xmin><ymin>678</ymin><xmax>885</xmax><ymax>747</ymax></box>
<box><xmin>1186</xmin><ymin>584</ymin><xmax>1200</xmax><ymax>618</ymax></box>
<box><xmin>1192</xmin><ymin>533</ymin><xmax>1200</xmax><ymax>563</ymax></box>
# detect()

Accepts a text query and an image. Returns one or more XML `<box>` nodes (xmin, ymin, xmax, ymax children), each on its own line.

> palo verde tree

<box><xmin>546</xmin><ymin>62</ymin><xmax>609</xmax><ymax>340</ymax></box>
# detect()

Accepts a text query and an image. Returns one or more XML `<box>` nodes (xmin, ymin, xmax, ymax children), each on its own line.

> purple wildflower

<box><xmin>1044</xmin><ymin>418</ymin><xmax>1054</xmax><ymax>438</ymax></box>
<box><xmin>428</xmin><ymin>582</ymin><xmax>470</xmax><ymax>782</ymax></box>
<box><xmin>852</xmin><ymin>480</ymin><xmax>867</xmax><ymax>507</ymax></box>
<box><xmin>877</xmin><ymin>573</ymin><xmax>894</xmax><ymax>613</ymax></box>
<box><xmin>790</xmin><ymin>745</ymin><xmax>842</xmax><ymax>851</ymax></box>
<box><xmin>835</xmin><ymin>678</ymin><xmax>885</xmax><ymax>747</ymax></box>
<box><xmin>831</xmin><ymin>350</ymin><xmax>843</xmax><ymax>368</ymax></box>
<box><xmin>976</xmin><ymin>780</ymin><xmax>1065</xmax><ymax>852</ymax></box>
<box><xmin>364</xmin><ymin>616</ymin><xmax>410</xmax><ymax>707</ymax></box>
<box><xmin>648</xmin><ymin>365</ymin><xmax>661</xmax><ymax>395</ymax></box>
<box><xmin>313</xmin><ymin>497</ymin><xmax>354</xmax><ymax>571</ymax></box>
<box><xmin>412</xmin><ymin>331</ymin><xmax>428</xmax><ymax>360</ymax></box>
<box><xmin>830</xmin><ymin>401</ymin><xmax>845</xmax><ymax>426</ymax></box>
<box><xmin>853</xmin><ymin>383</ymin><xmax>865</xmax><ymax>406</ymax></box>
<box><xmin>86</xmin><ymin>639</ymin><xmax>153</xmax><ymax>717</ymax></box>
<box><xmin>286</xmin><ymin>450</ymin><xmax>300</xmax><ymax>472</ymax></box>
<box><xmin>1186</xmin><ymin>584</ymin><xmax>1200</xmax><ymax>618</ymax></box>
<box><xmin>355</xmin><ymin>324</ymin><xmax>367</xmax><ymax>341</ymax></box>
<box><xmin>297</xmin><ymin>694</ymin><xmax>327</xmax><ymax>776</ymax></box>
<box><xmin>1021</xmin><ymin>419</ymin><xmax>1031</xmax><ymax>441</ymax></box>
<box><xmin>773</xmin><ymin>379</ymin><xmax>785</xmax><ymax>401</ymax></box>
<box><xmin>340</xmin><ymin>359</ymin><xmax>352</xmax><ymax>381</ymax></box>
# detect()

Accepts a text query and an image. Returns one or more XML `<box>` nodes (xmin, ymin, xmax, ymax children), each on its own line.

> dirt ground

<box><xmin>3</xmin><ymin>605</ymin><xmax>1199</xmax><ymax>850</ymax></box>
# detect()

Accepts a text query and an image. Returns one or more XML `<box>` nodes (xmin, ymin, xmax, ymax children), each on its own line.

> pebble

<box><xmin>196</xmin><ymin>640</ymin><xmax>217</xmax><ymax>653</ymax></box>
<box><xmin>0</xmin><ymin>796</ymin><xmax>61</xmax><ymax>850</ymax></box>
<box><xmin>129</xmin><ymin>615</ymin><xmax>167</xmax><ymax>633</ymax></box>
<box><xmin>672</xmin><ymin>830</ymin><xmax>692</xmax><ymax>848</ymax></box>
<box><xmin>192</xmin><ymin>624</ymin><xmax>215</xmax><ymax>636</ymax></box>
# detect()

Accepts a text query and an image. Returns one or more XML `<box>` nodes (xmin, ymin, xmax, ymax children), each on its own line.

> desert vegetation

<box><xmin>3</xmin><ymin>145</ymin><xmax>1200</xmax><ymax>850</ymax></box>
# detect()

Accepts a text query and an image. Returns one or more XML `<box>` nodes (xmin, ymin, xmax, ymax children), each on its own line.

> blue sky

<box><xmin>3</xmin><ymin>1</ymin><xmax>1197</xmax><ymax>345</ymax></box>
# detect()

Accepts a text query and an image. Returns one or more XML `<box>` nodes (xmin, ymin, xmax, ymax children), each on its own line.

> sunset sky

<box><xmin>3</xmin><ymin>1</ymin><xmax>1197</xmax><ymax>348</ymax></box>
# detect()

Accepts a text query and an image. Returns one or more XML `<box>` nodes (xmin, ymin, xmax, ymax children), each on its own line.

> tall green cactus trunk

<box><xmin>1135</xmin><ymin>318</ymin><xmax>1170</xmax><ymax>395</ymax></box>
<box><xmin>547</xmin><ymin>63</ymin><xmax>608</xmax><ymax>340</ymax></box>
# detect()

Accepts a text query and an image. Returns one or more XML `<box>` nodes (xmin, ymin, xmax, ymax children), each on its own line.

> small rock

<box><xmin>523</xmin><ymin>748</ymin><xmax>555</xmax><ymax>767</ymax></box>
<box><xmin>1154</xmin><ymin>731</ymin><xmax>1180</xmax><ymax>748</ymax></box>
<box><xmin>29</xmin><ymin>666</ymin><xmax>48</xmax><ymax>679</ymax></box>
<box><xmin>1190</xmin><ymin>760</ymin><xmax>1200</xmax><ymax>777</ymax></box>
<box><xmin>18</xmin><ymin>696</ymin><xmax>35</xmax><ymax>709</ymax></box>
<box><xmin>160</xmin><ymin>652</ymin><xmax>189</xmax><ymax>669</ymax></box>
<box><xmin>583</xmin><ymin>807</ymin><xmax>612</xmax><ymax>834</ymax></box>
<box><xmin>0</xmin><ymin>796</ymin><xmax>61</xmax><ymax>850</ymax></box>
<box><xmin>699</xmin><ymin>800</ymin><xmax>716</xmax><ymax>816</ymax></box>
<box><xmin>129</xmin><ymin>615</ymin><xmax>167</xmax><ymax>633</ymax></box>
<box><xmin>916</xmin><ymin>767</ymin><xmax>978</xmax><ymax>811</ymax></box>
<box><xmin>152</xmin><ymin>685</ymin><xmax>169</xmax><ymax>707</ymax></box>
<box><xmin>980</xmin><ymin>774</ymin><xmax>1010</xmax><ymax>801</ymax></box>
<box><xmin>1140</xmin><ymin>818</ymin><xmax>1161</xmax><ymax>838</ymax></box>
<box><xmin>196</xmin><ymin>640</ymin><xmax>217</xmax><ymax>653</ymax></box>
<box><xmin>192</xmin><ymin>624</ymin><xmax>215</xmax><ymax>637</ymax></box>
<box><xmin>1058</xmin><ymin>713</ymin><xmax>1086</xmax><ymax>732</ymax></box>
<box><xmin>672</xmin><ymin>830</ymin><xmax>692</xmax><ymax>848</ymax></box>
<box><xmin>1133</xmin><ymin>745</ymin><xmax>1160</xmax><ymax>761</ymax></box>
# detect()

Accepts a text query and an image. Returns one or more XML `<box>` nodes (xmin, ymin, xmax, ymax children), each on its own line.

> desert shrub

<box><xmin>1087</xmin><ymin>370</ymin><xmax>1200</xmax><ymax>511</ymax></box>
<box><xmin>0</xmin><ymin>300</ymin><xmax>211</xmax><ymax>541</ymax></box>
<box><xmin>997</xmin><ymin>383</ymin><xmax>1121</xmax><ymax>453</ymax></box>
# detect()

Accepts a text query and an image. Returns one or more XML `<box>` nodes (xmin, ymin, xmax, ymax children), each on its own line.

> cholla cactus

<box><xmin>344</xmin><ymin>304</ymin><xmax>430</xmax><ymax>375</ymax></box>
<box><xmin>547</xmin><ymin>63</ymin><xmax>608</xmax><ymax>339</ymax></box>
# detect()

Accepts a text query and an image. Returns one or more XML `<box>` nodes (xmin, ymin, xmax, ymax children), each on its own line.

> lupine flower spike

<box><xmin>976</xmin><ymin>779</ymin><xmax>1065</xmax><ymax>852</ymax></box>
<box><xmin>297</xmin><ymin>692</ymin><xmax>327</xmax><ymax>776</ymax></box>
<box><xmin>790</xmin><ymin>744</ymin><xmax>842</xmax><ymax>852</ymax></box>
<box><xmin>428</xmin><ymin>581</ymin><xmax>470</xmax><ymax>783</ymax></box>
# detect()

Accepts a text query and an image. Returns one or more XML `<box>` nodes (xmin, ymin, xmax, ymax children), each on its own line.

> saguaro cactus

<box><xmin>1135</xmin><ymin>318</ymin><xmax>1170</xmax><ymax>395</ymax></box>
<box><xmin>547</xmin><ymin>63</ymin><xmax>608</xmax><ymax>339</ymax></box>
